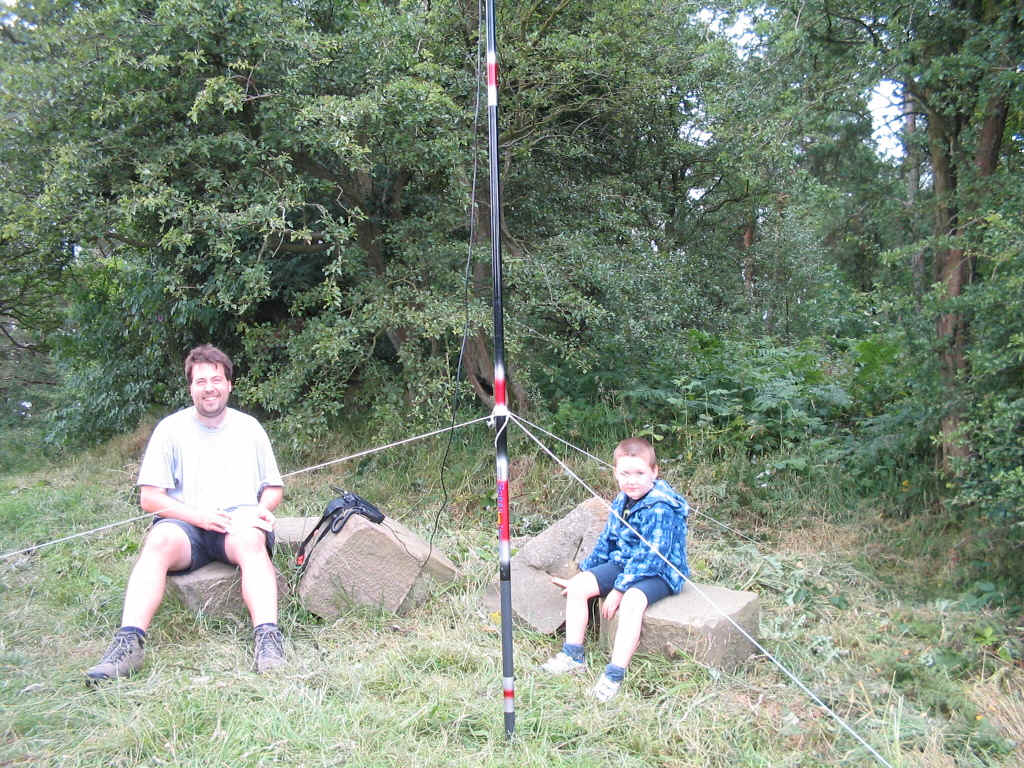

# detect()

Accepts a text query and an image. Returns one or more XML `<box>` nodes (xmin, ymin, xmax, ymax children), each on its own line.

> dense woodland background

<box><xmin>1</xmin><ymin>0</ymin><xmax>1022</xmax><ymax>592</ymax></box>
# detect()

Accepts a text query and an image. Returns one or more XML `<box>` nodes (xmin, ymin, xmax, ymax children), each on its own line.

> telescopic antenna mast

<box><xmin>484</xmin><ymin>0</ymin><xmax>515</xmax><ymax>739</ymax></box>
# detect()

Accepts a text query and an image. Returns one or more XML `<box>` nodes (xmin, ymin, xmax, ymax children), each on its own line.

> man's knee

<box><xmin>226</xmin><ymin>527</ymin><xmax>271</xmax><ymax>564</ymax></box>
<box><xmin>141</xmin><ymin>524</ymin><xmax>191</xmax><ymax>568</ymax></box>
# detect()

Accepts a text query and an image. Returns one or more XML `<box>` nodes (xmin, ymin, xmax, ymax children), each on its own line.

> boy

<box><xmin>541</xmin><ymin>437</ymin><xmax>689</xmax><ymax>701</ymax></box>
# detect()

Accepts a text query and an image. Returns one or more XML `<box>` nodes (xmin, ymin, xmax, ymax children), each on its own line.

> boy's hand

<box><xmin>601</xmin><ymin>589</ymin><xmax>623</xmax><ymax>619</ymax></box>
<box><xmin>550</xmin><ymin>575</ymin><xmax>570</xmax><ymax>596</ymax></box>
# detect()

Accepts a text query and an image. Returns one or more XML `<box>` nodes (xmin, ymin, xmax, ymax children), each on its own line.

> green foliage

<box><xmin>615</xmin><ymin>332</ymin><xmax>850</xmax><ymax>458</ymax></box>
<box><xmin>2</xmin><ymin>0</ymin><xmax>476</xmax><ymax>442</ymax></box>
<box><xmin>0</xmin><ymin>326</ymin><xmax>59</xmax><ymax>473</ymax></box>
<box><xmin>955</xmin><ymin>210</ymin><xmax>1024</xmax><ymax>506</ymax></box>
<box><xmin>701</xmin><ymin>0</ymin><xmax>1024</xmax><ymax>523</ymax></box>
<box><xmin>0</xmin><ymin>424</ymin><xmax>54</xmax><ymax>476</ymax></box>
<box><xmin>45</xmin><ymin>255</ymin><xmax>189</xmax><ymax>444</ymax></box>
<box><xmin>946</xmin><ymin>205</ymin><xmax>1024</xmax><ymax>584</ymax></box>
<box><xmin>827</xmin><ymin>320</ymin><xmax>939</xmax><ymax>496</ymax></box>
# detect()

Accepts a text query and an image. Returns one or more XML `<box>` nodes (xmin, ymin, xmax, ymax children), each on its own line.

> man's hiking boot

<box><xmin>85</xmin><ymin>629</ymin><xmax>145</xmax><ymax>683</ymax></box>
<box><xmin>254</xmin><ymin>625</ymin><xmax>286</xmax><ymax>673</ymax></box>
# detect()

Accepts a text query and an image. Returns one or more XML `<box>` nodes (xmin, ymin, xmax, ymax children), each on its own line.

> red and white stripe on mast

<box><xmin>487</xmin><ymin>50</ymin><xmax>499</xmax><ymax>107</ymax></box>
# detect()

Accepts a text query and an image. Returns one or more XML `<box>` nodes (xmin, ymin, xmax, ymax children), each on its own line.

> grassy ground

<box><xmin>1</xmin><ymin>419</ymin><xmax>1021</xmax><ymax>767</ymax></box>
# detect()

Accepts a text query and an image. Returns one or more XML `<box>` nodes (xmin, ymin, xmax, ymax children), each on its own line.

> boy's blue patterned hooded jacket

<box><xmin>580</xmin><ymin>477</ymin><xmax>689</xmax><ymax>593</ymax></box>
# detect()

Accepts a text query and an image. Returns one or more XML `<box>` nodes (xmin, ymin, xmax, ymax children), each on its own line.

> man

<box><xmin>86</xmin><ymin>344</ymin><xmax>286</xmax><ymax>681</ymax></box>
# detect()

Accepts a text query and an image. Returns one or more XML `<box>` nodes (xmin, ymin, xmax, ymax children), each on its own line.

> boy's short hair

<box><xmin>185</xmin><ymin>344</ymin><xmax>234</xmax><ymax>384</ymax></box>
<box><xmin>613</xmin><ymin>437</ymin><xmax>657</xmax><ymax>469</ymax></box>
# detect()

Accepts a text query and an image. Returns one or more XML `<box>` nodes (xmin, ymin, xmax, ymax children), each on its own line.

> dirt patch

<box><xmin>775</xmin><ymin>520</ymin><xmax>865</xmax><ymax>556</ymax></box>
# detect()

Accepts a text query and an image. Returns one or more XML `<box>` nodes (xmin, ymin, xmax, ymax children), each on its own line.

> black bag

<box><xmin>295</xmin><ymin>488</ymin><xmax>385</xmax><ymax>568</ymax></box>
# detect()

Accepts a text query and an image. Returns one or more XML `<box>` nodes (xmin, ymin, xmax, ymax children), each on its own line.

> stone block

<box><xmin>274</xmin><ymin>516</ymin><xmax>318</xmax><ymax>558</ymax></box>
<box><xmin>600</xmin><ymin>582</ymin><xmax>759</xmax><ymax>670</ymax></box>
<box><xmin>167</xmin><ymin>561</ymin><xmax>289</xmax><ymax>619</ymax></box>
<box><xmin>297</xmin><ymin>514</ymin><xmax>458</xmax><ymax>619</ymax></box>
<box><xmin>515</xmin><ymin>496</ymin><xmax>610</xmax><ymax>577</ymax></box>
<box><xmin>505</xmin><ymin>560</ymin><xmax>567</xmax><ymax>634</ymax></box>
<box><xmin>484</xmin><ymin>497</ymin><xmax>610</xmax><ymax>633</ymax></box>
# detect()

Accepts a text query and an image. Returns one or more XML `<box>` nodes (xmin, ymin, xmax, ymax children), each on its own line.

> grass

<box><xmin>1</xmin><ymin>417</ymin><xmax>1022</xmax><ymax>767</ymax></box>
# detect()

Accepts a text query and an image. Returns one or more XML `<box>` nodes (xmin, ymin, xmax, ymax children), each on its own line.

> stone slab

<box><xmin>507</xmin><ymin>560</ymin><xmax>568</xmax><ymax>634</ymax></box>
<box><xmin>167</xmin><ymin>561</ymin><xmax>289</xmax><ymax>619</ymax></box>
<box><xmin>600</xmin><ymin>582</ymin><xmax>759</xmax><ymax>669</ymax></box>
<box><xmin>483</xmin><ymin>497</ymin><xmax>610</xmax><ymax>632</ymax></box>
<box><xmin>297</xmin><ymin>514</ymin><xmax>458</xmax><ymax>619</ymax></box>
<box><xmin>514</xmin><ymin>496</ymin><xmax>610</xmax><ymax>576</ymax></box>
<box><xmin>274</xmin><ymin>516</ymin><xmax>318</xmax><ymax>558</ymax></box>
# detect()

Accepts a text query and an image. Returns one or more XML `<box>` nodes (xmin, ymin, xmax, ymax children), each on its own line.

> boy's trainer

<box><xmin>254</xmin><ymin>624</ymin><xmax>286</xmax><ymax>673</ymax></box>
<box><xmin>85</xmin><ymin>629</ymin><xmax>145</xmax><ymax>682</ymax></box>
<box><xmin>591</xmin><ymin>672</ymin><xmax>622</xmax><ymax>702</ymax></box>
<box><xmin>540</xmin><ymin>651</ymin><xmax>587</xmax><ymax>675</ymax></box>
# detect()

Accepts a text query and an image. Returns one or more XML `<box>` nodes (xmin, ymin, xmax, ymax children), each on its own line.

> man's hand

<box><xmin>601</xmin><ymin>589</ymin><xmax>623</xmax><ymax>620</ymax></box>
<box><xmin>198</xmin><ymin>507</ymin><xmax>232</xmax><ymax>534</ymax></box>
<box><xmin>224</xmin><ymin>505</ymin><xmax>276</xmax><ymax>534</ymax></box>
<box><xmin>253</xmin><ymin>505</ymin><xmax>276</xmax><ymax>532</ymax></box>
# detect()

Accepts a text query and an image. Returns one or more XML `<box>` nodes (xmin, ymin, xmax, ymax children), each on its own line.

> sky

<box><xmin>869</xmin><ymin>80</ymin><xmax>905</xmax><ymax>161</ymax></box>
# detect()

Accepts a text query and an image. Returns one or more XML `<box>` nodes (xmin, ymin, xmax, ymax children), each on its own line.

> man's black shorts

<box><xmin>153</xmin><ymin>518</ymin><xmax>275</xmax><ymax>574</ymax></box>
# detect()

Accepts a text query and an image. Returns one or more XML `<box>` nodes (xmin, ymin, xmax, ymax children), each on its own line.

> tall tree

<box><xmin>732</xmin><ymin>0</ymin><xmax>1022</xmax><ymax>468</ymax></box>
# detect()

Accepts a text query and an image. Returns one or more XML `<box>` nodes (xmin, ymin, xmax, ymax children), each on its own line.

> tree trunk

<box><xmin>927</xmin><ymin>108</ymin><xmax>971</xmax><ymax>471</ymax></box>
<box><xmin>903</xmin><ymin>85</ymin><xmax>926</xmax><ymax>298</ymax></box>
<box><xmin>975</xmin><ymin>93</ymin><xmax>1008</xmax><ymax>177</ymax></box>
<box><xmin>928</xmin><ymin>87</ymin><xmax>1008</xmax><ymax>472</ymax></box>
<box><xmin>741</xmin><ymin>218</ymin><xmax>756</xmax><ymax>308</ymax></box>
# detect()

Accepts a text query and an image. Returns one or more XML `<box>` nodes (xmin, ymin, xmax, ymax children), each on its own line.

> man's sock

<box><xmin>604</xmin><ymin>663</ymin><xmax>626</xmax><ymax>682</ymax></box>
<box><xmin>562</xmin><ymin>643</ymin><xmax>585</xmax><ymax>663</ymax></box>
<box><xmin>119</xmin><ymin>626</ymin><xmax>147</xmax><ymax>644</ymax></box>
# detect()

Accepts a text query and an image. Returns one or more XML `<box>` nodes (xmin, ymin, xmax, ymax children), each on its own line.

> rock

<box><xmin>600</xmin><ymin>582</ymin><xmax>759</xmax><ymax>670</ymax></box>
<box><xmin>167</xmin><ymin>561</ymin><xmax>289</xmax><ymax>619</ymax></box>
<box><xmin>515</xmin><ymin>496</ymin><xmax>610</xmax><ymax>576</ymax></box>
<box><xmin>274</xmin><ymin>516</ymin><xmax>318</xmax><ymax>558</ymax></box>
<box><xmin>297</xmin><ymin>514</ymin><xmax>458</xmax><ymax>619</ymax></box>
<box><xmin>484</xmin><ymin>497</ymin><xmax>610</xmax><ymax>633</ymax></box>
<box><xmin>504</xmin><ymin>560</ymin><xmax>567</xmax><ymax>634</ymax></box>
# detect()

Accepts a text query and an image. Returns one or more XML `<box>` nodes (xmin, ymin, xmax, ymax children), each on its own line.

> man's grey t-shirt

<box><xmin>136</xmin><ymin>406</ymin><xmax>283</xmax><ymax>512</ymax></box>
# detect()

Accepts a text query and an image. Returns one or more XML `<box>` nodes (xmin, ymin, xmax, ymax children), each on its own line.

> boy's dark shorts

<box><xmin>153</xmin><ymin>518</ymin><xmax>275</xmax><ymax>575</ymax></box>
<box><xmin>587</xmin><ymin>562</ymin><xmax>672</xmax><ymax>606</ymax></box>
